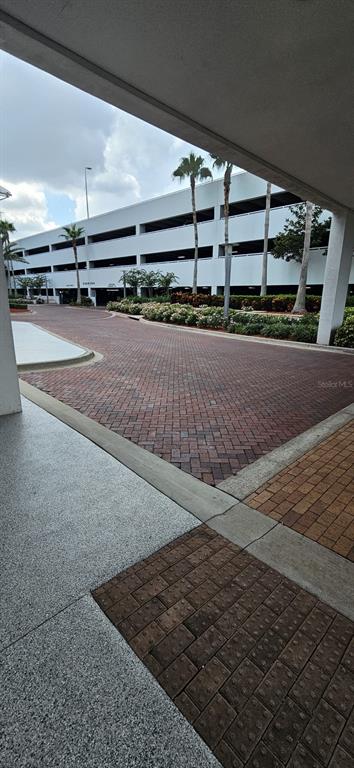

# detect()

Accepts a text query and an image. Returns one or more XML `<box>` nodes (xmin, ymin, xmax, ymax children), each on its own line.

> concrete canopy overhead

<box><xmin>0</xmin><ymin>0</ymin><xmax>353</xmax><ymax>213</ymax></box>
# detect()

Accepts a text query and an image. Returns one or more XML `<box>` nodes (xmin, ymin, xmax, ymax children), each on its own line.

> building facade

<box><xmin>13</xmin><ymin>171</ymin><xmax>354</xmax><ymax>305</ymax></box>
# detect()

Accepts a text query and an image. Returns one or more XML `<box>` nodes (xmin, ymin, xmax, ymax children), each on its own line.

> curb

<box><xmin>139</xmin><ymin>318</ymin><xmax>354</xmax><ymax>354</ymax></box>
<box><xmin>19</xmin><ymin>381</ymin><xmax>354</xmax><ymax>620</ymax></box>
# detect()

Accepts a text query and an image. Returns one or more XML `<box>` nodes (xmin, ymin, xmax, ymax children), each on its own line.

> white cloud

<box><xmin>1</xmin><ymin>51</ymin><xmax>222</xmax><ymax>237</ymax></box>
<box><xmin>0</xmin><ymin>180</ymin><xmax>59</xmax><ymax>239</ymax></box>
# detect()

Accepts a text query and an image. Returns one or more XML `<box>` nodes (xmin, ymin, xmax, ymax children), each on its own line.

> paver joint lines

<box><xmin>21</xmin><ymin>306</ymin><xmax>354</xmax><ymax>486</ymax></box>
<box><xmin>246</xmin><ymin>420</ymin><xmax>354</xmax><ymax>561</ymax></box>
<box><xmin>93</xmin><ymin>524</ymin><xmax>354</xmax><ymax>768</ymax></box>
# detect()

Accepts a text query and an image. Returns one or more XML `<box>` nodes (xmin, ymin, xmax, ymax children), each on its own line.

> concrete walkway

<box><xmin>0</xmin><ymin>398</ymin><xmax>218</xmax><ymax>767</ymax></box>
<box><xmin>12</xmin><ymin>321</ymin><xmax>91</xmax><ymax>369</ymax></box>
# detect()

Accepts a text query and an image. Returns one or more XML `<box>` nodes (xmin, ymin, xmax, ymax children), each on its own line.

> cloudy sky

<box><xmin>1</xmin><ymin>51</ymin><xmax>223</xmax><ymax>240</ymax></box>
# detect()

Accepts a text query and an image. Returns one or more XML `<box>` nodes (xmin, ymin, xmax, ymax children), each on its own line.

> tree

<box><xmin>139</xmin><ymin>269</ymin><xmax>161</xmax><ymax>298</ymax></box>
<box><xmin>119</xmin><ymin>268</ymin><xmax>143</xmax><ymax>296</ymax></box>
<box><xmin>16</xmin><ymin>275</ymin><xmax>35</xmax><ymax>299</ymax></box>
<box><xmin>120</xmin><ymin>270</ymin><xmax>127</xmax><ymax>298</ymax></box>
<box><xmin>60</xmin><ymin>224</ymin><xmax>85</xmax><ymax>303</ymax></box>
<box><xmin>210</xmin><ymin>155</ymin><xmax>233</xmax><ymax>317</ymax></box>
<box><xmin>292</xmin><ymin>202</ymin><xmax>314</xmax><ymax>314</ymax></box>
<box><xmin>271</xmin><ymin>202</ymin><xmax>331</xmax><ymax>313</ymax></box>
<box><xmin>260</xmin><ymin>182</ymin><xmax>272</xmax><ymax>296</ymax></box>
<box><xmin>16</xmin><ymin>274</ymin><xmax>47</xmax><ymax>300</ymax></box>
<box><xmin>173</xmin><ymin>153</ymin><xmax>212</xmax><ymax>293</ymax></box>
<box><xmin>271</xmin><ymin>204</ymin><xmax>330</xmax><ymax>263</ymax></box>
<box><xmin>158</xmin><ymin>271</ymin><xmax>178</xmax><ymax>295</ymax></box>
<box><xmin>0</xmin><ymin>219</ymin><xmax>20</xmax><ymax>296</ymax></box>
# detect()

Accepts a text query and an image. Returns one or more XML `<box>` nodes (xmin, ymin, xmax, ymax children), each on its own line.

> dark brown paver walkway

<box><xmin>246</xmin><ymin>420</ymin><xmax>354</xmax><ymax>561</ymax></box>
<box><xmin>21</xmin><ymin>306</ymin><xmax>354</xmax><ymax>485</ymax></box>
<box><xmin>93</xmin><ymin>524</ymin><xmax>354</xmax><ymax>768</ymax></box>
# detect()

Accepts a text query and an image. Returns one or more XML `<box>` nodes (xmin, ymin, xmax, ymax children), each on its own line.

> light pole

<box><xmin>84</xmin><ymin>166</ymin><xmax>92</xmax><ymax>219</ymax></box>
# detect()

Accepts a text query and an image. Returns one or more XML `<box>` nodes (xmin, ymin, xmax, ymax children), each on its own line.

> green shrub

<box><xmin>170</xmin><ymin>292</ymin><xmax>322</xmax><ymax>312</ymax></box>
<box><xmin>118</xmin><ymin>294</ymin><xmax>171</xmax><ymax>304</ymax></box>
<box><xmin>9</xmin><ymin>301</ymin><xmax>27</xmax><ymax>309</ymax></box>
<box><xmin>196</xmin><ymin>310</ymin><xmax>224</xmax><ymax>329</ymax></box>
<box><xmin>70</xmin><ymin>296</ymin><xmax>93</xmax><ymax>307</ymax></box>
<box><xmin>290</xmin><ymin>325</ymin><xmax>317</xmax><ymax>343</ymax></box>
<box><xmin>107</xmin><ymin>300</ymin><xmax>143</xmax><ymax>314</ymax></box>
<box><xmin>334</xmin><ymin>314</ymin><xmax>354</xmax><ymax>348</ymax></box>
<box><xmin>228</xmin><ymin>322</ymin><xmax>248</xmax><ymax>334</ymax></box>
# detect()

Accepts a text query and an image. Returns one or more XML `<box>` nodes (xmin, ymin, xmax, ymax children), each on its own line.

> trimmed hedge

<box><xmin>137</xmin><ymin>302</ymin><xmax>319</xmax><ymax>342</ymax></box>
<box><xmin>107</xmin><ymin>299</ymin><xmax>144</xmax><ymax>314</ymax></box>
<box><xmin>108</xmin><ymin>298</ymin><xmax>354</xmax><ymax>346</ymax></box>
<box><xmin>170</xmin><ymin>292</ymin><xmax>322</xmax><ymax>313</ymax></box>
<box><xmin>9</xmin><ymin>301</ymin><xmax>27</xmax><ymax>309</ymax></box>
<box><xmin>106</xmin><ymin>297</ymin><xmax>171</xmax><ymax>313</ymax></box>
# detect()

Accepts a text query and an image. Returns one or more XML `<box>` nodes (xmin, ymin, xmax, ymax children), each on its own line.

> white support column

<box><xmin>0</xmin><ymin>245</ymin><xmax>21</xmax><ymax>416</ymax></box>
<box><xmin>88</xmin><ymin>287</ymin><xmax>96</xmax><ymax>305</ymax></box>
<box><xmin>317</xmin><ymin>211</ymin><xmax>354</xmax><ymax>345</ymax></box>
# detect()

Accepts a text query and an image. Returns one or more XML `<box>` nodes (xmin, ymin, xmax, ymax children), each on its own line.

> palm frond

<box><xmin>198</xmin><ymin>167</ymin><xmax>212</xmax><ymax>181</ymax></box>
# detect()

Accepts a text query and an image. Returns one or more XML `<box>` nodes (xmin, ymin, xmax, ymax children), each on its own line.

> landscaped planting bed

<box><xmin>107</xmin><ymin>299</ymin><xmax>354</xmax><ymax>347</ymax></box>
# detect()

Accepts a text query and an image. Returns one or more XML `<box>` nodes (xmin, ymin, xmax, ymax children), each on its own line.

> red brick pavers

<box><xmin>20</xmin><ymin>305</ymin><xmax>354</xmax><ymax>485</ymax></box>
<box><xmin>93</xmin><ymin>524</ymin><xmax>354</xmax><ymax>767</ymax></box>
<box><xmin>246</xmin><ymin>421</ymin><xmax>354</xmax><ymax>561</ymax></box>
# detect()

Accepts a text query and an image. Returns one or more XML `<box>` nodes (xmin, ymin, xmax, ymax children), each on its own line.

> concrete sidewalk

<box><xmin>0</xmin><ymin>398</ymin><xmax>218</xmax><ymax>767</ymax></box>
<box><xmin>12</xmin><ymin>320</ymin><xmax>92</xmax><ymax>369</ymax></box>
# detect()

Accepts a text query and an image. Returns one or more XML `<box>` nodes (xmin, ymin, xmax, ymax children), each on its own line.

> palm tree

<box><xmin>292</xmin><ymin>201</ymin><xmax>314</xmax><ymax>314</ymax></box>
<box><xmin>140</xmin><ymin>269</ymin><xmax>161</xmax><ymax>298</ymax></box>
<box><xmin>119</xmin><ymin>268</ymin><xmax>143</xmax><ymax>297</ymax></box>
<box><xmin>60</xmin><ymin>224</ymin><xmax>85</xmax><ymax>303</ymax></box>
<box><xmin>210</xmin><ymin>155</ymin><xmax>233</xmax><ymax>318</ymax></box>
<box><xmin>173</xmin><ymin>153</ymin><xmax>212</xmax><ymax>293</ymax></box>
<box><xmin>0</xmin><ymin>219</ymin><xmax>17</xmax><ymax>296</ymax></box>
<box><xmin>260</xmin><ymin>182</ymin><xmax>272</xmax><ymax>296</ymax></box>
<box><xmin>158</xmin><ymin>271</ymin><xmax>178</xmax><ymax>296</ymax></box>
<box><xmin>16</xmin><ymin>275</ymin><xmax>34</xmax><ymax>299</ymax></box>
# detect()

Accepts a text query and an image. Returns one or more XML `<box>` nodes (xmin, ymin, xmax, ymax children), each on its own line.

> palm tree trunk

<box><xmin>10</xmin><ymin>257</ymin><xmax>17</xmax><ymax>297</ymax></box>
<box><xmin>223</xmin><ymin>177</ymin><xmax>232</xmax><ymax>319</ymax></box>
<box><xmin>191</xmin><ymin>178</ymin><xmax>198</xmax><ymax>294</ymax></box>
<box><xmin>292</xmin><ymin>201</ymin><xmax>314</xmax><ymax>314</ymax></box>
<box><xmin>73</xmin><ymin>243</ymin><xmax>81</xmax><ymax>303</ymax></box>
<box><xmin>260</xmin><ymin>182</ymin><xmax>271</xmax><ymax>296</ymax></box>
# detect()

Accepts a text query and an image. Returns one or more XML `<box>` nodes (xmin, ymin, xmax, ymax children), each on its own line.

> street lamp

<box><xmin>84</xmin><ymin>167</ymin><xmax>92</xmax><ymax>219</ymax></box>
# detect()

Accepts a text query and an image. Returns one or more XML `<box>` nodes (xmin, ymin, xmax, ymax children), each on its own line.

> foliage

<box><xmin>69</xmin><ymin>295</ymin><xmax>93</xmax><ymax>307</ymax></box>
<box><xmin>173</xmin><ymin>152</ymin><xmax>212</xmax><ymax>294</ymax></box>
<box><xmin>60</xmin><ymin>224</ymin><xmax>85</xmax><ymax>303</ymax></box>
<box><xmin>210</xmin><ymin>154</ymin><xmax>234</xmax><ymax>317</ymax></box>
<box><xmin>0</xmin><ymin>219</ymin><xmax>16</xmax><ymax>249</ymax></box>
<box><xmin>334</xmin><ymin>314</ymin><xmax>354</xmax><ymax>348</ymax></box>
<box><xmin>60</xmin><ymin>224</ymin><xmax>85</xmax><ymax>243</ymax></box>
<box><xmin>172</xmin><ymin>153</ymin><xmax>212</xmax><ymax>186</ymax></box>
<box><xmin>134</xmin><ymin>300</ymin><xmax>319</xmax><ymax>343</ymax></box>
<box><xmin>119</xmin><ymin>269</ymin><xmax>178</xmax><ymax>296</ymax></box>
<box><xmin>117</xmin><ymin>294</ymin><xmax>171</xmax><ymax>304</ymax></box>
<box><xmin>16</xmin><ymin>274</ymin><xmax>47</xmax><ymax>298</ymax></box>
<box><xmin>158</xmin><ymin>272</ymin><xmax>178</xmax><ymax>291</ymax></box>
<box><xmin>106</xmin><ymin>300</ymin><xmax>143</xmax><ymax>314</ymax></box>
<box><xmin>170</xmin><ymin>292</ymin><xmax>322</xmax><ymax>312</ymax></box>
<box><xmin>9</xmin><ymin>301</ymin><xmax>27</xmax><ymax>309</ymax></box>
<box><xmin>271</xmin><ymin>204</ymin><xmax>330</xmax><ymax>263</ymax></box>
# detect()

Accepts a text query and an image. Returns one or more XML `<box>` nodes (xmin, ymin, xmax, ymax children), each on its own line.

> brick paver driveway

<box><xmin>20</xmin><ymin>306</ymin><xmax>354</xmax><ymax>485</ymax></box>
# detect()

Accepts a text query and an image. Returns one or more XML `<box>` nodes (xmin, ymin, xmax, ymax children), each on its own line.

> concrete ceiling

<box><xmin>1</xmin><ymin>0</ymin><xmax>353</xmax><ymax>213</ymax></box>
